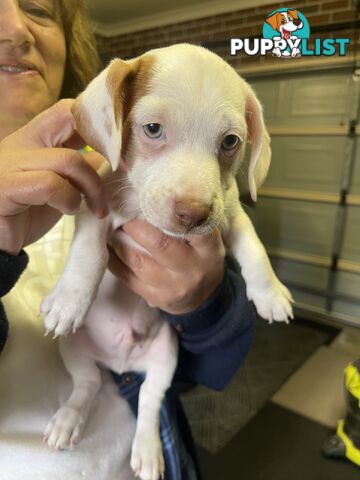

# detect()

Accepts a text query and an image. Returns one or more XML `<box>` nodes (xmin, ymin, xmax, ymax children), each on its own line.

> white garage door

<box><xmin>240</xmin><ymin>64</ymin><xmax>360</xmax><ymax>327</ymax></box>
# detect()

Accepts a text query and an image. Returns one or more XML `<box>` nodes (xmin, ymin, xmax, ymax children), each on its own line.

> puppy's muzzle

<box><xmin>174</xmin><ymin>199</ymin><xmax>211</xmax><ymax>228</ymax></box>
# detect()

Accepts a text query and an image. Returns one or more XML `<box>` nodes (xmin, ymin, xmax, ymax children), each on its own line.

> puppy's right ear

<box><xmin>71</xmin><ymin>59</ymin><xmax>134</xmax><ymax>172</ymax></box>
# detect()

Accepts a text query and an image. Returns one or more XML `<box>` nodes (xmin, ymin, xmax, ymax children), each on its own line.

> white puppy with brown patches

<box><xmin>40</xmin><ymin>44</ymin><xmax>293</xmax><ymax>480</ymax></box>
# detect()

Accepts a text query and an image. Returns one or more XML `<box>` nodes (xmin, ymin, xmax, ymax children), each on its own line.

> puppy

<box><xmin>266</xmin><ymin>9</ymin><xmax>303</xmax><ymax>57</ymax></box>
<box><xmin>40</xmin><ymin>44</ymin><xmax>293</xmax><ymax>480</ymax></box>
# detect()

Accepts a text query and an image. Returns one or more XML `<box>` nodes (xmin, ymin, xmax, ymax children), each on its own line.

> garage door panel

<box><xmin>334</xmin><ymin>270</ymin><xmax>360</xmax><ymax>299</ymax></box>
<box><xmin>263</xmin><ymin>136</ymin><xmax>346</xmax><ymax>193</ymax></box>
<box><xmin>340</xmin><ymin>206</ymin><xmax>360</xmax><ymax>263</ymax></box>
<box><xmin>271</xmin><ymin>257</ymin><xmax>329</xmax><ymax>292</ymax></box>
<box><xmin>249</xmin><ymin>198</ymin><xmax>337</xmax><ymax>257</ymax></box>
<box><xmin>289</xmin><ymin>76</ymin><xmax>350</xmax><ymax>120</ymax></box>
<box><xmin>349</xmin><ymin>137</ymin><xmax>360</xmax><ymax>195</ymax></box>
<box><xmin>250</xmin><ymin>71</ymin><xmax>353</xmax><ymax>127</ymax></box>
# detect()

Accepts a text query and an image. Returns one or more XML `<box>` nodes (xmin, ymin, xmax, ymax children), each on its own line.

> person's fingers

<box><xmin>187</xmin><ymin>228</ymin><xmax>225</xmax><ymax>256</ymax></box>
<box><xmin>121</xmin><ymin>219</ymin><xmax>225</xmax><ymax>268</ymax></box>
<box><xmin>107</xmin><ymin>246</ymin><xmax>161</xmax><ymax>308</ymax></box>
<box><xmin>0</xmin><ymin>170</ymin><xmax>83</xmax><ymax>216</ymax></box>
<box><xmin>26</xmin><ymin>205</ymin><xmax>63</xmax><ymax>245</ymax></box>
<box><xmin>120</xmin><ymin>219</ymin><xmax>191</xmax><ymax>270</ymax></box>
<box><xmin>112</xmin><ymin>231</ymin><xmax>168</xmax><ymax>286</ymax></box>
<box><xmin>13</xmin><ymin>148</ymin><xmax>108</xmax><ymax>217</ymax></box>
<box><xmin>62</xmin><ymin>130</ymin><xmax>86</xmax><ymax>150</ymax></box>
<box><xmin>107</xmin><ymin>246</ymin><xmax>145</xmax><ymax>294</ymax></box>
<box><xmin>82</xmin><ymin>149</ymin><xmax>108</xmax><ymax>172</ymax></box>
<box><xmin>1</xmin><ymin>99</ymin><xmax>76</xmax><ymax>150</ymax></box>
<box><xmin>108</xmin><ymin>245</ymin><xmax>134</xmax><ymax>280</ymax></box>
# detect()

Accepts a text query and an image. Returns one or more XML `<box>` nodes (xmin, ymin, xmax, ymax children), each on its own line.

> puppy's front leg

<box><xmin>41</xmin><ymin>203</ymin><xmax>110</xmax><ymax>336</ymax></box>
<box><xmin>226</xmin><ymin>201</ymin><xmax>294</xmax><ymax>323</ymax></box>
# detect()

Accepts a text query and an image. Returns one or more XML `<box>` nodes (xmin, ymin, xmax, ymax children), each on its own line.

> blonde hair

<box><xmin>58</xmin><ymin>0</ymin><xmax>101</xmax><ymax>97</ymax></box>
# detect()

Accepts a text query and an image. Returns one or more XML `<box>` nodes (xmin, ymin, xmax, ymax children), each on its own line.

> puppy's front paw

<box><xmin>44</xmin><ymin>406</ymin><xmax>85</xmax><ymax>450</ymax></box>
<box><xmin>40</xmin><ymin>283</ymin><xmax>92</xmax><ymax>337</ymax></box>
<box><xmin>131</xmin><ymin>430</ymin><xmax>165</xmax><ymax>480</ymax></box>
<box><xmin>247</xmin><ymin>279</ymin><xmax>294</xmax><ymax>323</ymax></box>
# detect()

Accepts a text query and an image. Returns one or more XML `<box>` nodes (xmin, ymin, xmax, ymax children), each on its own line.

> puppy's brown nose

<box><xmin>293</xmin><ymin>18</ymin><xmax>301</xmax><ymax>26</ymax></box>
<box><xmin>174</xmin><ymin>200</ymin><xmax>210</xmax><ymax>228</ymax></box>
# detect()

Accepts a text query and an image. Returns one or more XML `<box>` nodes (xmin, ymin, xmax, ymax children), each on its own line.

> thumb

<box><xmin>4</xmin><ymin>99</ymin><xmax>78</xmax><ymax>149</ymax></box>
<box><xmin>187</xmin><ymin>228</ymin><xmax>225</xmax><ymax>254</ymax></box>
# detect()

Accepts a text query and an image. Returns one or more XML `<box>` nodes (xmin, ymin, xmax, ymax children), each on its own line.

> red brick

<box><xmin>308</xmin><ymin>13</ymin><xmax>330</xmax><ymax>24</ymax></box>
<box><xmin>257</xmin><ymin>3</ymin><xmax>283</xmax><ymax>15</ymax></box>
<box><xmin>332</xmin><ymin>9</ymin><xmax>359</xmax><ymax>22</ymax></box>
<box><xmin>322</xmin><ymin>0</ymin><xmax>350</xmax><ymax>10</ymax></box>
<box><xmin>194</xmin><ymin>18</ymin><xmax>213</xmax><ymax>29</ymax></box>
<box><xmin>230</xmin><ymin>25</ymin><xmax>259</xmax><ymax>37</ymax></box>
<box><xmin>231</xmin><ymin>7</ymin><xmax>260</xmax><ymax>18</ymax></box>
<box><xmin>224</xmin><ymin>17</ymin><xmax>245</xmax><ymax>28</ymax></box>
<box><xmin>297</xmin><ymin>4</ymin><xmax>321</xmax><ymax>14</ymax></box>
<box><xmin>243</xmin><ymin>12</ymin><xmax>267</xmax><ymax>23</ymax></box>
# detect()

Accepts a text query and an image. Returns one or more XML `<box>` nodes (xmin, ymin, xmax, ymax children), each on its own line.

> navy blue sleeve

<box><xmin>0</xmin><ymin>249</ymin><xmax>29</xmax><ymax>353</ymax></box>
<box><xmin>163</xmin><ymin>256</ymin><xmax>256</xmax><ymax>391</ymax></box>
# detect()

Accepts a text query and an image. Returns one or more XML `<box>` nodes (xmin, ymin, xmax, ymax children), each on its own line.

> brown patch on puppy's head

<box><xmin>71</xmin><ymin>54</ymin><xmax>155</xmax><ymax>171</ymax></box>
<box><xmin>118</xmin><ymin>54</ymin><xmax>155</xmax><ymax>166</ymax></box>
<box><xmin>287</xmin><ymin>9</ymin><xmax>300</xmax><ymax>21</ymax></box>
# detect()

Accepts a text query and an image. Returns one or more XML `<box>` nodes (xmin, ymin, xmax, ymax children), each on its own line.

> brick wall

<box><xmin>95</xmin><ymin>0</ymin><xmax>359</xmax><ymax>69</ymax></box>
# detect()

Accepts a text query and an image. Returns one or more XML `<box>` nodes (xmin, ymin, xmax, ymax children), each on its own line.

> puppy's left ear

<box><xmin>246</xmin><ymin>85</ymin><xmax>271</xmax><ymax>202</ymax></box>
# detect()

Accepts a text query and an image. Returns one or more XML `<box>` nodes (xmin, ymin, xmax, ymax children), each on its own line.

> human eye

<box><xmin>20</xmin><ymin>1</ymin><xmax>56</xmax><ymax>22</ymax></box>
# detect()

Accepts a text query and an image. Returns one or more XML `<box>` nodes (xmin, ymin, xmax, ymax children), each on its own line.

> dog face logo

<box><xmin>266</xmin><ymin>9</ymin><xmax>303</xmax><ymax>40</ymax></box>
<box><xmin>263</xmin><ymin>8</ymin><xmax>310</xmax><ymax>58</ymax></box>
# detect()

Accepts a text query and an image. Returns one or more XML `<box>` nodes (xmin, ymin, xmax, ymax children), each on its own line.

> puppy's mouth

<box><xmin>281</xmin><ymin>27</ymin><xmax>291</xmax><ymax>40</ymax></box>
<box><xmin>147</xmin><ymin>211</ymin><xmax>220</xmax><ymax>239</ymax></box>
<box><xmin>161</xmin><ymin>222</ymin><xmax>216</xmax><ymax>239</ymax></box>
<box><xmin>140</xmin><ymin>192</ymin><xmax>223</xmax><ymax>239</ymax></box>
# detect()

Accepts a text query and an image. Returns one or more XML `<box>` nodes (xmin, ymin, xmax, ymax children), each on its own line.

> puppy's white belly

<box><xmin>73</xmin><ymin>269</ymin><xmax>165</xmax><ymax>373</ymax></box>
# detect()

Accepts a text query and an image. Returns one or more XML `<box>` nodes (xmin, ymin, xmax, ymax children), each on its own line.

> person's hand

<box><xmin>0</xmin><ymin>99</ymin><xmax>108</xmax><ymax>256</ymax></box>
<box><xmin>108</xmin><ymin>219</ymin><xmax>226</xmax><ymax>315</ymax></box>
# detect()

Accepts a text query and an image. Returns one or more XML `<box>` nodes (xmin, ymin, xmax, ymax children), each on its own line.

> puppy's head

<box><xmin>73</xmin><ymin>44</ymin><xmax>270</xmax><ymax>237</ymax></box>
<box><xmin>266</xmin><ymin>10</ymin><xmax>303</xmax><ymax>37</ymax></box>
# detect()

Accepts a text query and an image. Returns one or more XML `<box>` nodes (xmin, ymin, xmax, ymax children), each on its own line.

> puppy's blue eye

<box><xmin>143</xmin><ymin>123</ymin><xmax>163</xmax><ymax>139</ymax></box>
<box><xmin>221</xmin><ymin>134</ymin><xmax>240</xmax><ymax>151</ymax></box>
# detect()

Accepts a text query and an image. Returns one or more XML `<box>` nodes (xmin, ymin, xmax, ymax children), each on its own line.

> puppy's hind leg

<box><xmin>44</xmin><ymin>336</ymin><xmax>101</xmax><ymax>450</ymax></box>
<box><xmin>131</xmin><ymin>322</ymin><xmax>178</xmax><ymax>480</ymax></box>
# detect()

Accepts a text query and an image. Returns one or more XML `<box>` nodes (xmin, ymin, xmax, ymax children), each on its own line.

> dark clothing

<box><xmin>0</xmin><ymin>249</ymin><xmax>29</xmax><ymax>353</ymax></box>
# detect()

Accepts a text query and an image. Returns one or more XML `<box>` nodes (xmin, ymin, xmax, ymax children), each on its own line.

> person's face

<box><xmin>0</xmin><ymin>0</ymin><xmax>66</xmax><ymax>131</ymax></box>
